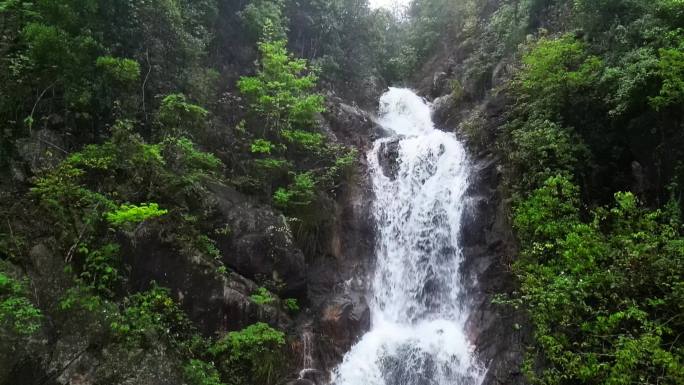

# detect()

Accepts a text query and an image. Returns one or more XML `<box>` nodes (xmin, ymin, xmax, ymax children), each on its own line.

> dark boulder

<box><xmin>322</xmin><ymin>97</ymin><xmax>388</xmax><ymax>151</ymax></box>
<box><xmin>377</xmin><ymin>138</ymin><xmax>400</xmax><ymax>180</ymax></box>
<box><xmin>120</xmin><ymin>182</ymin><xmax>297</xmax><ymax>334</ymax></box>
<box><xmin>207</xmin><ymin>182</ymin><xmax>307</xmax><ymax>298</ymax></box>
<box><xmin>460</xmin><ymin>151</ymin><xmax>529</xmax><ymax>385</ymax></box>
<box><xmin>121</xmin><ymin>222</ymin><xmax>292</xmax><ymax>334</ymax></box>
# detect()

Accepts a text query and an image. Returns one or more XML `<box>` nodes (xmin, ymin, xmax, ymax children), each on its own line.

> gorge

<box><xmin>1</xmin><ymin>1</ymin><xmax>683</xmax><ymax>385</ymax></box>
<box><xmin>331</xmin><ymin>88</ymin><xmax>482</xmax><ymax>385</ymax></box>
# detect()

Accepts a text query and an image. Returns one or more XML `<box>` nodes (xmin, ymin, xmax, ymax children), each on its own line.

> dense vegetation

<box><xmin>487</xmin><ymin>1</ymin><xmax>684</xmax><ymax>384</ymax></box>
<box><xmin>0</xmin><ymin>0</ymin><xmax>387</xmax><ymax>383</ymax></box>
<box><xmin>372</xmin><ymin>0</ymin><xmax>683</xmax><ymax>383</ymax></box>
<box><xmin>1</xmin><ymin>0</ymin><xmax>683</xmax><ymax>384</ymax></box>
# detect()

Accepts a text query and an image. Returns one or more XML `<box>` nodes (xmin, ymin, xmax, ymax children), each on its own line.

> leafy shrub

<box><xmin>507</xmin><ymin>118</ymin><xmax>588</xmax><ymax>191</ymax></box>
<box><xmin>253</xmin><ymin>158</ymin><xmax>291</xmax><ymax>171</ymax></box>
<box><xmin>517</xmin><ymin>34</ymin><xmax>603</xmax><ymax>114</ymax></box>
<box><xmin>78</xmin><ymin>243</ymin><xmax>122</xmax><ymax>298</ymax></box>
<box><xmin>284</xmin><ymin>298</ymin><xmax>299</xmax><ymax>313</ymax></box>
<box><xmin>250</xmin><ymin>287</ymin><xmax>275</xmax><ymax>305</ymax></box>
<box><xmin>110</xmin><ymin>284</ymin><xmax>195</xmax><ymax>348</ymax></box>
<box><xmin>209</xmin><ymin>322</ymin><xmax>286</xmax><ymax>385</ymax></box>
<box><xmin>96</xmin><ymin>56</ymin><xmax>140</xmax><ymax>86</ymax></box>
<box><xmin>509</xmin><ymin>176</ymin><xmax>684</xmax><ymax>385</ymax></box>
<box><xmin>0</xmin><ymin>270</ymin><xmax>42</xmax><ymax>335</ymax></box>
<box><xmin>31</xmin><ymin>162</ymin><xmax>115</xmax><ymax>247</ymax></box>
<box><xmin>67</xmin><ymin>142</ymin><xmax>118</xmax><ymax>170</ymax></box>
<box><xmin>281</xmin><ymin>129</ymin><xmax>324</xmax><ymax>152</ymax></box>
<box><xmin>251</xmin><ymin>139</ymin><xmax>275</xmax><ymax>154</ymax></box>
<box><xmin>106</xmin><ymin>203</ymin><xmax>168</xmax><ymax>228</ymax></box>
<box><xmin>273</xmin><ymin>172</ymin><xmax>316</xmax><ymax>209</ymax></box>
<box><xmin>237</xmin><ymin>35</ymin><xmax>324</xmax><ymax>134</ymax></box>
<box><xmin>450</xmin><ymin>79</ymin><xmax>464</xmax><ymax>103</ymax></box>
<box><xmin>162</xmin><ymin>136</ymin><xmax>221</xmax><ymax>172</ymax></box>
<box><xmin>238</xmin><ymin>1</ymin><xmax>287</xmax><ymax>41</ymax></box>
<box><xmin>158</xmin><ymin>93</ymin><xmax>209</xmax><ymax>137</ymax></box>
<box><xmin>183</xmin><ymin>359</ymin><xmax>224</xmax><ymax>385</ymax></box>
<box><xmin>602</xmin><ymin>47</ymin><xmax>661</xmax><ymax>117</ymax></box>
<box><xmin>650</xmin><ymin>45</ymin><xmax>684</xmax><ymax>111</ymax></box>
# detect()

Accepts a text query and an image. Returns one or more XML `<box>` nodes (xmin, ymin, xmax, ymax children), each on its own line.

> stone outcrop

<box><xmin>459</xmin><ymin>150</ymin><xmax>529</xmax><ymax>385</ymax></box>
<box><xmin>207</xmin><ymin>181</ymin><xmax>307</xmax><ymax>298</ymax></box>
<box><xmin>288</xmin><ymin>96</ymin><xmax>382</xmax><ymax>380</ymax></box>
<box><xmin>428</xmin><ymin>70</ymin><xmax>529</xmax><ymax>385</ymax></box>
<box><xmin>117</xmin><ymin>181</ymin><xmax>301</xmax><ymax>335</ymax></box>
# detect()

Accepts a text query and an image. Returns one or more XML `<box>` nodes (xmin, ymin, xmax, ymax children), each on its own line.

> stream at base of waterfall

<box><xmin>330</xmin><ymin>88</ymin><xmax>485</xmax><ymax>385</ymax></box>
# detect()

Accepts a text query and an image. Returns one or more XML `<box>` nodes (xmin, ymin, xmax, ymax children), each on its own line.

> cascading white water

<box><xmin>331</xmin><ymin>88</ymin><xmax>484</xmax><ymax>385</ymax></box>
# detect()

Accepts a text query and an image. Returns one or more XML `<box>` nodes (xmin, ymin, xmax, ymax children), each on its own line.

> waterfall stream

<box><xmin>330</xmin><ymin>88</ymin><xmax>484</xmax><ymax>385</ymax></box>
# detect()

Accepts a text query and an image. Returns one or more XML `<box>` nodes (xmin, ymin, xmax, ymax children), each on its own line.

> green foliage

<box><xmin>650</xmin><ymin>45</ymin><xmax>684</xmax><ymax>110</ymax></box>
<box><xmin>509</xmin><ymin>175</ymin><xmax>684</xmax><ymax>385</ymax></box>
<box><xmin>223</xmin><ymin>322</ymin><xmax>285</xmax><ymax>359</ymax></box>
<box><xmin>250</xmin><ymin>287</ymin><xmax>275</xmax><ymax>305</ymax></box>
<box><xmin>518</xmin><ymin>34</ymin><xmax>603</xmax><ymax>114</ymax></box>
<box><xmin>184</xmin><ymin>359</ymin><xmax>225</xmax><ymax>385</ymax></box>
<box><xmin>0</xmin><ymin>270</ymin><xmax>42</xmax><ymax>335</ymax></box>
<box><xmin>507</xmin><ymin>118</ymin><xmax>588</xmax><ymax>191</ymax></box>
<box><xmin>238</xmin><ymin>1</ymin><xmax>287</xmax><ymax>41</ymax></box>
<box><xmin>573</xmin><ymin>0</ymin><xmax>650</xmax><ymax>36</ymax></box>
<box><xmin>237</xmin><ymin>36</ymin><xmax>324</xmax><ymax>134</ymax></box>
<box><xmin>384</xmin><ymin>45</ymin><xmax>418</xmax><ymax>82</ymax></box>
<box><xmin>283</xmin><ymin>298</ymin><xmax>299</xmax><ymax>313</ymax></box>
<box><xmin>497</xmin><ymin>3</ymin><xmax>684</xmax><ymax>383</ymax></box>
<box><xmin>158</xmin><ymin>93</ymin><xmax>209</xmax><ymax>137</ymax></box>
<box><xmin>209</xmin><ymin>322</ymin><xmax>286</xmax><ymax>385</ymax></box>
<box><xmin>450</xmin><ymin>79</ymin><xmax>464</xmax><ymax>103</ymax></box>
<box><xmin>96</xmin><ymin>56</ymin><xmax>140</xmax><ymax>86</ymax></box>
<box><xmin>253</xmin><ymin>158</ymin><xmax>290</xmax><ymax>171</ymax></box>
<box><xmin>106</xmin><ymin>203</ymin><xmax>168</xmax><ymax>228</ymax></box>
<box><xmin>78</xmin><ymin>243</ymin><xmax>122</xmax><ymax>298</ymax></box>
<box><xmin>160</xmin><ymin>136</ymin><xmax>222</xmax><ymax>177</ymax></box>
<box><xmin>273</xmin><ymin>172</ymin><xmax>316</xmax><ymax>209</ymax></box>
<box><xmin>602</xmin><ymin>47</ymin><xmax>661</xmax><ymax>117</ymax></box>
<box><xmin>407</xmin><ymin>0</ymin><xmax>480</xmax><ymax>59</ymax></box>
<box><xmin>58</xmin><ymin>285</ymin><xmax>109</xmax><ymax>313</ymax></box>
<box><xmin>251</xmin><ymin>139</ymin><xmax>275</xmax><ymax>154</ymax></box>
<box><xmin>281</xmin><ymin>129</ymin><xmax>325</xmax><ymax>152</ymax></box>
<box><xmin>110</xmin><ymin>284</ymin><xmax>195</xmax><ymax>348</ymax></box>
<box><xmin>513</xmin><ymin>175</ymin><xmax>581</xmax><ymax>245</ymax></box>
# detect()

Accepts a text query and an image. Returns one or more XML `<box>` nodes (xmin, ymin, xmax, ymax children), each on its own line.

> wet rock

<box><xmin>322</xmin><ymin>97</ymin><xmax>388</xmax><ymax>151</ymax></box>
<box><xmin>294</xmin><ymin>98</ymin><xmax>378</xmax><ymax>376</ymax></box>
<box><xmin>431</xmin><ymin>94</ymin><xmax>455</xmax><ymax>128</ymax></box>
<box><xmin>377</xmin><ymin>139</ymin><xmax>400</xmax><ymax>180</ymax></box>
<box><xmin>460</xmin><ymin>151</ymin><xmax>529</xmax><ymax>385</ymax></box>
<box><xmin>207</xmin><ymin>182</ymin><xmax>307</xmax><ymax>298</ymax></box>
<box><xmin>432</xmin><ymin>71</ymin><xmax>451</xmax><ymax>98</ymax></box>
<box><xmin>299</xmin><ymin>368</ymin><xmax>326</xmax><ymax>384</ymax></box>
<box><xmin>15</xmin><ymin>129</ymin><xmax>67</xmax><ymax>175</ymax></box>
<box><xmin>121</xmin><ymin>219</ymin><xmax>292</xmax><ymax>335</ymax></box>
<box><xmin>319</xmin><ymin>297</ymin><xmax>370</xmax><ymax>356</ymax></box>
<box><xmin>287</xmin><ymin>379</ymin><xmax>315</xmax><ymax>385</ymax></box>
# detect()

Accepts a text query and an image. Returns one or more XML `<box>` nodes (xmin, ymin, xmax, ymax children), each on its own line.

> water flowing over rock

<box><xmin>331</xmin><ymin>88</ymin><xmax>485</xmax><ymax>385</ymax></box>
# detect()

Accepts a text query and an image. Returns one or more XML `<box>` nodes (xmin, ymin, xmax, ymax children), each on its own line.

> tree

<box><xmin>237</xmin><ymin>24</ymin><xmax>324</xmax><ymax>135</ymax></box>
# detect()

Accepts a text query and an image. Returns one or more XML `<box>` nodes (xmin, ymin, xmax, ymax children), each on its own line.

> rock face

<box><xmin>121</xmin><ymin>183</ymin><xmax>296</xmax><ymax>335</ymax></box>
<box><xmin>207</xmin><ymin>182</ymin><xmax>307</xmax><ymax>298</ymax></box>
<box><xmin>459</xmin><ymin>151</ymin><xmax>529</xmax><ymax>385</ymax></box>
<box><xmin>377</xmin><ymin>138</ymin><xmax>400</xmax><ymax>180</ymax></box>
<box><xmin>1</xmin><ymin>241</ymin><xmax>190</xmax><ymax>385</ymax></box>
<box><xmin>293</xmin><ymin>96</ymin><xmax>381</xmax><ymax>379</ymax></box>
<box><xmin>417</xmin><ymin>32</ymin><xmax>530</xmax><ymax>385</ymax></box>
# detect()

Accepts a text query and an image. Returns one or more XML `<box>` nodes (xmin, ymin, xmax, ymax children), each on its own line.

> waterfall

<box><xmin>299</xmin><ymin>328</ymin><xmax>317</xmax><ymax>379</ymax></box>
<box><xmin>331</xmin><ymin>88</ymin><xmax>484</xmax><ymax>385</ymax></box>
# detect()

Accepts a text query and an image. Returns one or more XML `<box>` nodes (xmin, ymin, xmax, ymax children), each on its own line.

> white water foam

<box><xmin>331</xmin><ymin>88</ymin><xmax>484</xmax><ymax>385</ymax></box>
